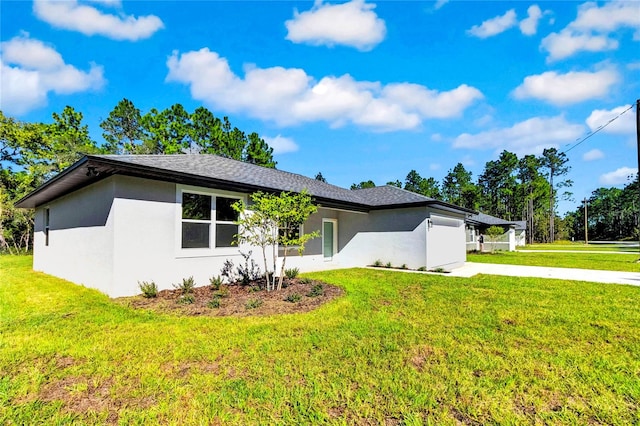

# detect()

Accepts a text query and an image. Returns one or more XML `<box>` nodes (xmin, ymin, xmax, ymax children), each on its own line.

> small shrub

<box><xmin>213</xmin><ymin>287</ymin><xmax>229</xmax><ymax>299</ymax></box>
<box><xmin>307</xmin><ymin>284</ymin><xmax>324</xmax><ymax>297</ymax></box>
<box><xmin>245</xmin><ymin>298</ymin><xmax>263</xmax><ymax>310</ymax></box>
<box><xmin>207</xmin><ymin>297</ymin><xmax>221</xmax><ymax>309</ymax></box>
<box><xmin>177</xmin><ymin>294</ymin><xmax>195</xmax><ymax>305</ymax></box>
<box><xmin>429</xmin><ymin>267</ymin><xmax>447</xmax><ymax>273</ymax></box>
<box><xmin>138</xmin><ymin>281</ymin><xmax>158</xmax><ymax>298</ymax></box>
<box><xmin>299</xmin><ymin>277</ymin><xmax>312</xmax><ymax>284</ymax></box>
<box><xmin>400</xmin><ymin>264</ymin><xmax>408</xmax><ymax>270</ymax></box>
<box><xmin>285</xmin><ymin>267</ymin><xmax>300</xmax><ymax>279</ymax></box>
<box><xmin>417</xmin><ymin>266</ymin><xmax>427</xmax><ymax>271</ymax></box>
<box><xmin>385</xmin><ymin>262</ymin><xmax>392</xmax><ymax>268</ymax></box>
<box><xmin>284</xmin><ymin>293</ymin><xmax>302</xmax><ymax>303</ymax></box>
<box><xmin>173</xmin><ymin>276</ymin><xmax>196</xmax><ymax>294</ymax></box>
<box><xmin>237</xmin><ymin>251</ymin><xmax>262</xmax><ymax>285</ymax></box>
<box><xmin>373</xmin><ymin>259</ymin><xmax>383</xmax><ymax>267</ymax></box>
<box><xmin>209</xmin><ymin>275</ymin><xmax>223</xmax><ymax>291</ymax></box>
<box><xmin>249</xmin><ymin>285</ymin><xmax>262</xmax><ymax>293</ymax></box>
<box><xmin>221</xmin><ymin>259</ymin><xmax>239</xmax><ymax>284</ymax></box>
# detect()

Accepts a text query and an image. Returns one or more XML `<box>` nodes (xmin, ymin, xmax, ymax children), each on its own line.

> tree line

<box><xmin>0</xmin><ymin>99</ymin><xmax>276</xmax><ymax>253</ymax></box>
<box><xmin>348</xmin><ymin>149</ymin><xmax>574</xmax><ymax>243</ymax></box>
<box><xmin>566</xmin><ymin>178</ymin><xmax>639</xmax><ymax>242</ymax></box>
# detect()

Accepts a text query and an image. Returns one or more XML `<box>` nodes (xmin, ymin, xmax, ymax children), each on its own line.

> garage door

<box><xmin>426</xmin><ymin>214</ymin><xmax>465</xmax><ymax>270</ymax></box>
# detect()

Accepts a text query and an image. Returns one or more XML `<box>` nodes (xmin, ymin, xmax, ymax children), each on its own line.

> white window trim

<box><xmin>278</xmin><ymin>224</ymin><xmax>304</xmax><ymax>251</ymax></box>
<box><xmin>175</xmin><ymin>184</ymin><xmax>246</xmax><ymax>258</ymax></box>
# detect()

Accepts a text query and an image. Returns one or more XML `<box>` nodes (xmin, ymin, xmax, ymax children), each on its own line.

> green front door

<box><xmin>323</xmin><ymin>220</ymin><xmax>336</xmax><ymax>259</ymax></box>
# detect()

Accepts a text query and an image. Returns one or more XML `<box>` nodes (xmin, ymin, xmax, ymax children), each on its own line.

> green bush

<box><xmin>284</xmin><ymin>293</ymin><xmax>302</xmax><ymax>303</ymax></box>
<box><xmin>212</xmin><ymin>288</ymin><xmax>229</xmax><ymax>299</ymax></box>
<box><xmin>138</xmin><ymin>281</ymin><xmax>158</xmax><ymax>298</ymax></box>
<box><xmin>177</xmin><ymin>294</ymin><xmax>195</xmax><ymax>305</ymax></box>
<box><xmin>373</xmin><ymin>259</ymin><xmax>383</xmax><ymax>267</ymax></box>
<box><xmin>385</xmin><ymin>262</ymin><xmax>392</xmax><ymax>268</ymax></box>
<box><xmin>207</xmin><ymin>297</ymin><xmax>221</xmax><ymax>309</ymax></box>
<box><xmin>245</xmin><ymin>298</ymin><xmax>263</xmax><ymax>310</ymax></box>
<box><xmin>299</xmin><ymin>277</ymin><xmax>312</xmax><ymax>284</ymax></box>
<box><xmin>209</xmin><ymin>275</ymin><xmax>223</xmax><ymax>291</ymax></box>
<box><xmin>285</xmin><ymin>267</ymin><xmax>300</xmax><ymax>279</ymax></box>
<box><xmin>306</xmin><ymin>284</ymin><xmax>323</xmax><ymax>297</ymax></box>
<box><xmin>400</xmin><ymin>264</ymin><xmax>408</xmax><ymax>270</ymax></box>
<box><xmin>417</xmin><ymin>266</ymin><xmax>427</xmax><ymax>271</ymax></box>
<box><xmin>174</xmin><ymin>276</ymin><xmax>196</xmax><ymax>294</ymax></box>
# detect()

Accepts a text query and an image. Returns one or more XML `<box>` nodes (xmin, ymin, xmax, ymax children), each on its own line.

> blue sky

<box><xmin>1</xmin><ymin>0</ymin><xmax>639</xmax><ymax>214</ymax></box>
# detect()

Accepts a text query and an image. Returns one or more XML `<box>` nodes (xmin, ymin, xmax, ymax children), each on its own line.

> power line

<box><xmin>562</xmin><ymin>103</ymin><xmax>635</xmax><ymax>155</ymax></box>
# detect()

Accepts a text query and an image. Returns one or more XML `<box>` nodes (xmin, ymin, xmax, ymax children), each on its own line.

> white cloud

<box><xmin>33</xmin><ymin>0</ymin><xmax>164</xmax><ymax>41</ymax></box>
<box><xmin>434</xmin><ymin>0</ymin><xmax>449</xmax><ymax>10</ymax></box>
<box><xmin>512</xmin><ymin>68</ymin><xmax>619</xmax><ymax>105</ymax></box>
<box><xmin>0</xmin><ymin>33</ymin><xmax>105</xmax><ymax>115</ymax></box>
<box><xmin>429</xmin><ymin>163</ymin><xmax>441</xmax><ymax>171</ymax></box>
<box><xmin>583</xmin><ymin>149</ymin><xmax>604</xmax><ymax>161</ymax></box>
<box><xmin>430</xmin><ymin>133</ymin><xmax>442</xmax><ymax>142</ymax></box>
<box><xmin>467</xmin><ymin>9</ymin><xmax>517</xmax><ymax>38</ymax></box>
<box><xmin>285</xmin><ymin>0</ymin><xmax>386</xmax><ymax>51</ymax></box>
<box><xmin>600</xmin><ymin>167</ymin><xmax>637</xmax><ymax>185</ymax></box>
<box><xmin>541</xmin><ymin>1</ymin><xmax>640</xmax><ymax>61</ymax></box>
<box><xmin>519</xmin><ymin>5</ymin><xmax>543</xmax><ymax>36</ymax></box>
<box><xmin>166</xmin><ymin>48</ymin><xmax>483</xmax><ymax>131</ymax></box>
<box><xmin>541</xmin><ymin>30</ymin><xmax>618</xmax><ymax>62</ymax></box>
<box><xmin>453</xmin><ymin>115</ymin><xmax>585</xmax><ymax>156</ymax></box>
<box><xmin>586</xmin><ymin>104</ymin><xmax>635</xmax><ymax>135</ymax></box>
<box><xmin>263</xmin><ymin>135</ymin><xmax>299</xmax><ymax>154</ymax></box>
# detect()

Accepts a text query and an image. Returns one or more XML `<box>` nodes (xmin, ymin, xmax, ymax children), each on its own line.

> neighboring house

<box><xmin>16</xmin><ymin>155</ymin><xmax>475</xmax><ymax>297</ymax></box>
<box><xmin>466</xmin><ymin>212</ymin><xmax>526</xmax><ymax>252</ymax></box>
<box><xmin>513</xmin><ymin>221</ymin><xmax>527</xmax><ymax>247</ymax></box>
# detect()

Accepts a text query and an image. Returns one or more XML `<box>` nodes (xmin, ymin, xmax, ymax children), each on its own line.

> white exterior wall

<box><xmin>110</xmin><ymin>177</ymin><xmax>258</xmax><ymax>296</ymax></box>
<box><xmin>287</xmin><ymin>206</ymin><xmax>466</xmax><ymax>272</ymax></box>
<box><xmin>425</xmin><ymin>211</ymin><xmax>466</xmax><ymax>270</ymax></box>
<box><xmin>337</xmin><ymin>207</ymin><xmax>429</xmax><ymax>269</ymax></box>
<box><xmin>33</xmin><ymin>176</ymin><xmax>469</xmax><ymax>297</ymax></box>
<box><xmin>33</xmin><ymin>178</ymin><xmax>116</xmax><ymax>295</ymax></box>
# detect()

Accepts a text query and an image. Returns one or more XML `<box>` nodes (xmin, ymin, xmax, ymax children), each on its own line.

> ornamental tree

<box><xmin>233</xmin><ymin>190</ymin><xmax>319</xmax><ymax>291</ymax></box>
<box><xmin>485</xmin><ymin>225</ymin><xmax>505</xmax><ymax>252</ymax></box>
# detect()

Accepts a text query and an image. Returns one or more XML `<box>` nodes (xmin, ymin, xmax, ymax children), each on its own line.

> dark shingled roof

<box><xmin>15</xmin><ymin>154</ymin><xmax>475</xmax><ymax>215</ymax></box>
<box><xmin>467</xmin><ymin>212</ymin><xmax>517</xmax><ymax>227</ymax></box>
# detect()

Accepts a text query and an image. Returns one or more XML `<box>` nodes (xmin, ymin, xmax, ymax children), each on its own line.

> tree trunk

<box><xmin>277</xmin><ymin>251</ymin><xmax>287</xmax><ymax>291</ymax></box>
<box><xmin>549</xmin><ymin>167</ymin><xmax>554</xmax><ymax>243</ymax></box>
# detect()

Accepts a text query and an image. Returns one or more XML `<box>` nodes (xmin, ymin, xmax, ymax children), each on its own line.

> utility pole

<box><xmin>549</xmin><ymin>166</ymin><xmax>554</xmax><ymax>243</ymax></box>
<box><xmin>583</xmin><ymin>198</ymin><xmax>588</xmax><ymax>245</ymax></box>
<box><xmin>636</xmin><ymin>99</ymin><xmax>640</xmax><ymax>257</ymax></box>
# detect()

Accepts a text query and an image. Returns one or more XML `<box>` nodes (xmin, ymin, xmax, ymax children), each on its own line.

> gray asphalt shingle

<box><xmin>94</xmin><ymin>154</ymin><xmax>439</xmax><ymax>208</ymax></box>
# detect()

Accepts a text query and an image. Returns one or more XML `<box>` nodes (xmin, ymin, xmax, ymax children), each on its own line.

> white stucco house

<box><xmin>465</xmin><ymin>212</ymin><xmax>527</xmax><ymax>252</ymax></box>
<box><xmin>17</xmin><ymin>155</ymin><xmax>475</xmax><ymax>297</ymax></box>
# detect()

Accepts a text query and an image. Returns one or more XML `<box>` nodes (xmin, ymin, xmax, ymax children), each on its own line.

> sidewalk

<box><xmin>447</xmin><ymin>262</ymin><xmax>640</xmax><ymax>287</ymax></box>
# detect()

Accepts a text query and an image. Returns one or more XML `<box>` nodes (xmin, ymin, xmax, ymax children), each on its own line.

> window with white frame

<box><xmin>215</xmin><ymin>197</ymin><xmax>239</xmax><ymax>248</ymax></box>
<box><xmin>180</xmin><ymin>191</ymin><xmax>239</xmax><ymax>250</ymax></box>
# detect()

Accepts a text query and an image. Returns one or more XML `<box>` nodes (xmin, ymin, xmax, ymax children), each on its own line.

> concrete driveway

<box><xmin>448</xmin><ymin>262</ymin><xmax>640</xmax><ymax>287</ymax></box>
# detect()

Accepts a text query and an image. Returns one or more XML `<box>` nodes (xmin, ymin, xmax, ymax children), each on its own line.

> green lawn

<box><xmin>1</xmin><ymin>256</ymin><xmax>639</xmax><ymax>424</ymax></box>
<box><xmin>468</xmin><ymin>250</ymin><xmax>640</xmax><ymax>272</ymax></box>
<box><xmin>523</xmin><ymin>242</ymin><xmax>639</xmax><ymax>253</ymax></box>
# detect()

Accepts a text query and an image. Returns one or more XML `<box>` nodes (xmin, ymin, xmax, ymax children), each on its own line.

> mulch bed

<box><xmin>116</xmin><ymin>278</ymin><xmax>344</xmax><ymax>317</ymax></box>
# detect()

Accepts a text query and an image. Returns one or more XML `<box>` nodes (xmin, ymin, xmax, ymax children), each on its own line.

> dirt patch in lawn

<box><xmin>116</xmin><ymin>278</ymin><xmax>344</xmax><ymax>317</ymax></box>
